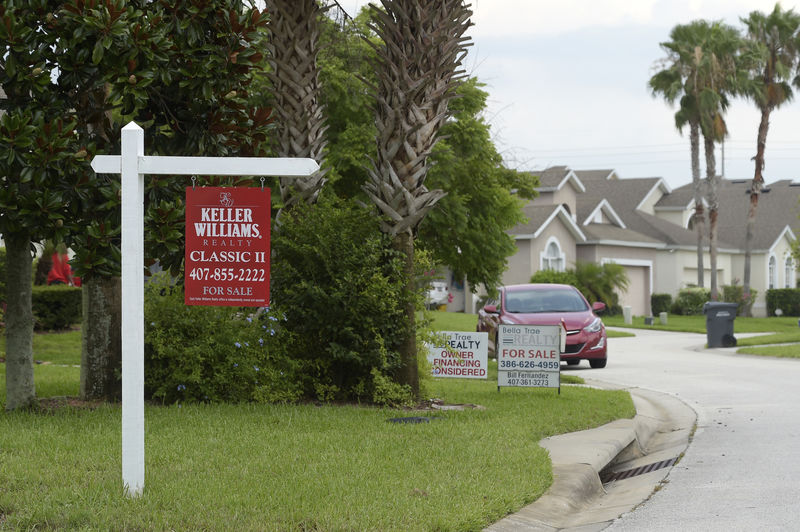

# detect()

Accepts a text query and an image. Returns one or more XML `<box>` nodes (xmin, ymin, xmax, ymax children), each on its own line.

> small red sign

<box><xmin>184</xmin><ymin>186</ymin><xmax>270</xmax><ymax>306</ymax></box>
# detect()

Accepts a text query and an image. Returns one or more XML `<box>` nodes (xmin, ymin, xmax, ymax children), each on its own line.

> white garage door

<box><xmin>618</xmin><ymin>265</ymin><xmax>649</xmax><ymax>317</ymax></box>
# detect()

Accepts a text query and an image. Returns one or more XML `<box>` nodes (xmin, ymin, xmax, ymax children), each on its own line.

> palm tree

<box><xmin>740</xmin><ymin>4</ymin><xmax>800</xmax><ymax>316</ymax></box>
<box><xmin>364</xmin><ymin>0</ymin><xmax>472</xmax><ymax>398</ymax></box>
<box><xmin>265</xmin><ymin>0</ymin><xmax>329</xmax><ymax>216</ymax></box>
<box><xmin>650</xmin><ymin>22</ymin><xmax>710</xmax><ymax>288</ymax></box>
<box><xmin>697</xmin><ymin>21</ymin><xmax>742</xmax><ymax>301</ymax></box>
<box><xmin>651</xmin><ymin>20</ymin><xmax>741</xmax><ymax>300</ymax></box>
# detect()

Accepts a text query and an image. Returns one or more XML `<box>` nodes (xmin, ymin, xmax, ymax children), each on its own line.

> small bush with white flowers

<box><xmin>144</xmin><ymin>273</ymin><xmax>302</xmax><ymax>404</ymax></box>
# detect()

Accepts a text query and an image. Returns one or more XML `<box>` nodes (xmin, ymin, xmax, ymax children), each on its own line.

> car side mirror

<box><xmin>483</xmin><ymin>304</ymin><xmax>498</xmax><ymax>314</ymax></box>
<box><xmin>592</xmin><ymin>301</ymin><xmax>606</xmax><ymax>313</ymax></box>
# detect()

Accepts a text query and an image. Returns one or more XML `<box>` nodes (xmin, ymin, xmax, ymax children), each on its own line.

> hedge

<box><xmin>32</xmin><ymin>285</ymin><xmax>82</xmax><ymax>330</ymax></box>
<box><xmin>766</xmin><ymin>288</ymin><xmax>800</xmax><ymax>317</ymax></box>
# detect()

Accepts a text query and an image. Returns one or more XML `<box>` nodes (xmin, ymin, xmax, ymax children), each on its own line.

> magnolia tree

<box><xmin>1</xmin><ymin>0</ymin><xmax>271</xmax><ymax>408</ymax></box>
<box><xmin>1</xmin><ymin>2</ymin><xmax>83</xmax><ymax>410</ymax></box>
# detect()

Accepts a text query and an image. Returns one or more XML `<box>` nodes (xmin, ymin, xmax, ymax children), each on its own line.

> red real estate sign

<box><xmin>184</xmin><ymin>186</ymin><xmax>270</xmax><ymax>306</ymax></box>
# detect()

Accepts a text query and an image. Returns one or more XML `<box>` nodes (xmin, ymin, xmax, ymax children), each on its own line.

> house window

<box><xmin>785</xmin><ymin>256</ymin><xmax>795</xmax><ymax>288</ymax></box>
<box><xmin>541</xmin><ymin>238</ymin><xmax>565</xmax><ymax>272</ymax></box>
<box><xmin>769</xmin><ymin>255</ymin><xmax>776</xmax><ymax>289</ymax></box>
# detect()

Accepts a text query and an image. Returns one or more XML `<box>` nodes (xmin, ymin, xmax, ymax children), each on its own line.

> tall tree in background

<box><xmin>265</xmin><ymin>0</ymin><xmax>329</xmax><ymax>217</ymax></box>
<box><xmin>650</xmin><ymin>21</ymin><xmax>710</xmax><ymax>288</ymax></box>
<box><xmin>420</xmin><ymin>78</ymin><xmax>538</xmax><ymax>293</ymax></box>
<box><xmin>318</xmin><ymin>10</ymin><xmax>377</xmax><ymax>199</ymax></box>
<box><xmin>740</xmin><ymin>4</ymin><xmax>800</xmax><ymax>315</ymax></box>
<box><xmin>55</xmin><ymin>0</ymin><xmax>170</xmax><ymax>402</ymax></box>
<box><xmin>0</xmin><ymin>2</ymin><xmax>83</xmax><ymax>410</ymax></box>
<box><xmin>364</xmin><ymin>0</ymin><xmax>472</xmax><ymax>398</ymax></box>
<box><xmin>2</xmin><ymin>0</ymin><xmax>270</xmax><ymax>407</ymax></box>
<box><xmin>696</xmin><ymin>21</ymin><xmax>741</xmax><ymax>301</ymax></box>
<box><xmin>653</xmin><ymin>20</ymin><xmax>740</xmax><ymax>299</ymax></box>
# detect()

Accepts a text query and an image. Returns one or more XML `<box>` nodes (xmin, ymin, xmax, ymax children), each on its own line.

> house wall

<box><xmin>504</xmin><ymin>239</ymin><xmax>533</xmax><ymax>285</ymax></box>
<box><xmin>730</xmin><ymin>252</ymin><xmax>768</xmax><ymax>317</ymax></box>
<box><xmin>505</xmin><ymin>222</ymin><xmax>579</xmax><ymax>286</ymax></box>
<box><xmin>670</xmin><ymin>248</ymin><xmax>731</xmax><ymax>290</ymax></box>
<box><xmin>578</xmin><ymin>244</ymin><xmax>656</xmax><ymax>316</ymax></box>
<box><xmin>539</xmin><ymin>187</ymin><xmax>578</xmax><ymax>218</ymax></box>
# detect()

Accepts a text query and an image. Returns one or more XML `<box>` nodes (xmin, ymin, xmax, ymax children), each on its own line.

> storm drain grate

<box><xmin>601</xmin><ymin>457</ymin><xmax>678</xmax><ymax>483</ymax></box>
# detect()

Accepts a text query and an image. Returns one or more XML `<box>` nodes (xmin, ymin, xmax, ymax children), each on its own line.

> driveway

<box><xmin>587</xmin><ymin>327</ymin><xmax>800</xmax><ymax>530</ymax></box>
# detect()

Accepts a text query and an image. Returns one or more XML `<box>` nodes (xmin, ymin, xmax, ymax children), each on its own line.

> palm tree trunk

<box><xmin>4</xmin><ymin>232</ymin><xmax>36</xmax><ymax>410</ymax></box>
<box><xmin>743</xmin><ymin>107</ymin><xmax>770</xmax><ymax>316</ymax></box>
<box><xmin>393</xmin><ymin>231</ymin><xmax>419</xmax><ymax>399</ymax></box>
<box><xmin>690</xmin><ymin>121</ymin><xmax>705</xmax><ymax>287</ymax></box>
<box><xmin>704</xmin><ymin>134</ymin><xmax>719</xmax><ymax>300</ymax></box>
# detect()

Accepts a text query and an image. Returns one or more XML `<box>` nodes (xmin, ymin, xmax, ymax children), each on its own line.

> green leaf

<box><xmin>92</xmin><ymin>40</ymin><xmax>104</xmax><ymax>64</ymax></box>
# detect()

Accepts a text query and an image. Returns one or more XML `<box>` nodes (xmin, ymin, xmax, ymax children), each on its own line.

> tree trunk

<box><xmin>690</xmin><ymin>121</ymin><xmax>705</xmax><ymax>287</ymax></box>
<box><xmin>743</xmin><ymin>107</ymin><xmax>770</xmax><ymax>316</ymax></box>
<box><xmin>393</xmin><ymin>231</ymin><xmax>419</xmax><ymax>400</ymax></box>
<box><xmin>80</xmin><ymin>275</ymin><xmax>122</xmax><ymax>401</ymax></box>
<box><xmin>4</xmin><ymin>232</ymin><xmax>36</xmax><ymax>410</ymax></box>
<box><xmin>704</xmin><ymin>134</ymin><xmax>718</xmax><ymax>300</ymax></box>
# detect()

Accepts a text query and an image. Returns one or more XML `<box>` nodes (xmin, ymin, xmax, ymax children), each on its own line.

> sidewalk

<box><xmin>485</xmin><ymin>384</ymin><xmax>696</xmax><ymax>531</ymax></box>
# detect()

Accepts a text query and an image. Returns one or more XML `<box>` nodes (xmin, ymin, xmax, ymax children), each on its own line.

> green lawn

<box><xmin>603</xmin><ymin>313</ymin><xmax>800</xmax><ymax>358</ymax></box>
<box><xmin>0</xmin><ymin>316</ymin><xmax>637</xmax><ymax>530</ymax></box>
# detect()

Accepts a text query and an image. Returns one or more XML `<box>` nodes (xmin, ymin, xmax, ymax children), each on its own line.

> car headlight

<box><xmin>584</xmin><ymin>317</ymin><xmax>603</xmax><ymax>333</ymax></box>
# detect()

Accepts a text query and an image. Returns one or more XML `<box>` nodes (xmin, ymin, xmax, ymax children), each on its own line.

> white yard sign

<box><xmin>426</xmin><ymin>331</ymin><xmax>488</xmax><ymax>379</ymax></box>
<box><xmin>91</xmin><ymin>122</ymin><xmax>318</xmax><ymax>497</ymax></box>
<box><xmin>497</xmin><ymin>324</ymin><xmax>564</xmax><ymax>390</ymax></box>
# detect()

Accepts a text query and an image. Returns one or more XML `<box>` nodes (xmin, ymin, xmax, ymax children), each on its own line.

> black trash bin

<box><xmin>703</xmin><ymin>302</ymin><xmax>738</xmax><ymax>347</ymax></box>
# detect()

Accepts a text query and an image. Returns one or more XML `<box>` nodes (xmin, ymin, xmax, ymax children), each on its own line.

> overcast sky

<box><xmin>339</xmin><ymin>0</ymin><xmax>800</xmax><ymax>190</ymax></box>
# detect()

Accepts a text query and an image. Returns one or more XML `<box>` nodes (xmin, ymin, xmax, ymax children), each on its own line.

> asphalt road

<box><xmin>569</xmin><ymin>327</ymin><xmax>800</xmax><ymax>531</ymax></box>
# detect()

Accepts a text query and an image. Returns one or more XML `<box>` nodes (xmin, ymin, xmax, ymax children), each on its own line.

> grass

<box><xmin>0</xmin><ymin>327</ymin><xmax>82</xmax><ymax>366</ymax></box>
<box><xmin>603</xmin><ymin>313</ymin><xmax>800</xmax><ymax>358</ymax></box>
<box><xmin>0</xmin><ymin>316</ymin><xmax>636</xmax><ymax>530</ymax></box>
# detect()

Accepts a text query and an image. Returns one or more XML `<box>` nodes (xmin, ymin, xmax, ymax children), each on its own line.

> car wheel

<box><xmin>589</xmin><ymin>358</ymin><xmax>607</xmax><ymax>369</ymax></box>
<box><xmin>565</xmin><ymin>359</ymin><xmax>580</xmax><ymax>366</ymax></box>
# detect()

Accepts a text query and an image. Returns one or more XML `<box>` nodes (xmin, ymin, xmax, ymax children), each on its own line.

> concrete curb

<box><xmin>484</xmin><ymin>385</ymin><xmax>696</xmax><ymax>531</ymax></box>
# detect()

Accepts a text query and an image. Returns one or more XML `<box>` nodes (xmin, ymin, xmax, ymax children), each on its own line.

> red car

<box><xmin>477</xmin><ymin>283</ymin><xmax>608</xmax><ymax>368</ymax></box>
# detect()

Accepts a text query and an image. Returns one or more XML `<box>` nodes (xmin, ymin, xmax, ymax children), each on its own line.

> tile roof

<box><xmin>517</xmin><ymin>166</ymin><xmax>799</xmax><ymax>253</ymax></box>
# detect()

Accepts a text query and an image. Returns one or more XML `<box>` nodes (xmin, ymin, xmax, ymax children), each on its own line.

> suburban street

<box><xmin>574</xmin><ymin>328</ymin><xmax>800</xmax><ymax>531</ymax></box>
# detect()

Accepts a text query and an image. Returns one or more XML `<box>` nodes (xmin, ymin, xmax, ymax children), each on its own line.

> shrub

<box><xmin>530</xmin><ymin>269</ymin><xmax>578</xmax><ymax>286</ymax></box>
<box><xmin>651</xmin><ymin>293</ymin><xmax>672</xmax><ymax>315</ymax></box>
<box><xmin>530</xmin><ymin>261</ymin><xmax>628</xmax><ymax>315</ymax></box>
<box><xmin>765</xmin><ymin>288</ymin><xmax>800</xmax><ymax>317</ymax></box>
<box><xmin>722</xmin><ymin>281</ymin><xmax>757</xmax><ymax>316</ymax></box>
<box><xmin>271</xmin><ymin>196</ymin><xmax>412</xmax><ymax>406</ymax></box>
<box><xmin>669</xmin><ymin>286</ymin><xmax>710</xmax><ymax>315</ymax></box>
<box><xmin>144</xmin><ymin>274</ymin><xmax>303</xmax><ymax>404</ymax></box>
<box><xmin>31</xmin><ymin>285</ymin><xmax>82</xmax><ymax>330</ymax></box>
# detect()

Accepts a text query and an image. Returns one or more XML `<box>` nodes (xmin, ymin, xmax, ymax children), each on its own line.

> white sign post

<box><xmin>497</xmin><ymin>324</ymin><xmax>564</xmax><ymax>392</ymax></box>
<box><xmin>91</xmin><ymin>121</ymin><xmax>319</xmax><ymax>497</ymax></box>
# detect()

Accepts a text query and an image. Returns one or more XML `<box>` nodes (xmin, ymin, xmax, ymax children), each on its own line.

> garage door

<box><xmin>618</xmin><ymin>265</ymin><xmax>649</xmax><ymax>317</ymax></box>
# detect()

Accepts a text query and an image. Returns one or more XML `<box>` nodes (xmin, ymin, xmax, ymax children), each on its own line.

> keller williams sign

<box><xmin>185</xmin><ymin>186</ymin><xmax>270</xmax><ymax>306</ymax></box>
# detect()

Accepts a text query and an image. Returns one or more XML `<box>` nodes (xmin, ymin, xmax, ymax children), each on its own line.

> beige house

<box><xmin>454</xmin><ymin>166</ymin><xmax>799</xmax><ymax>317</ymax></box>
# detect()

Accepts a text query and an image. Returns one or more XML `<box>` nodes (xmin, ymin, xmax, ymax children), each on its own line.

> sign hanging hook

<box><xmin>191</xmin><ymin>176</ymin><xmax>196</xmax><ymax>190</ymax></box>
<box><xmin>260</xmin><ymin>176</ymin><xmax>265</xmax><ymax>192</ymax></box>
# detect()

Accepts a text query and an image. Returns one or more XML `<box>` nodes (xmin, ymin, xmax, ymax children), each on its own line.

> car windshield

<box><xmin>504</xmin><ymin>288</ymin><xmax>589</xmax><ymax>313</ymax></box>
